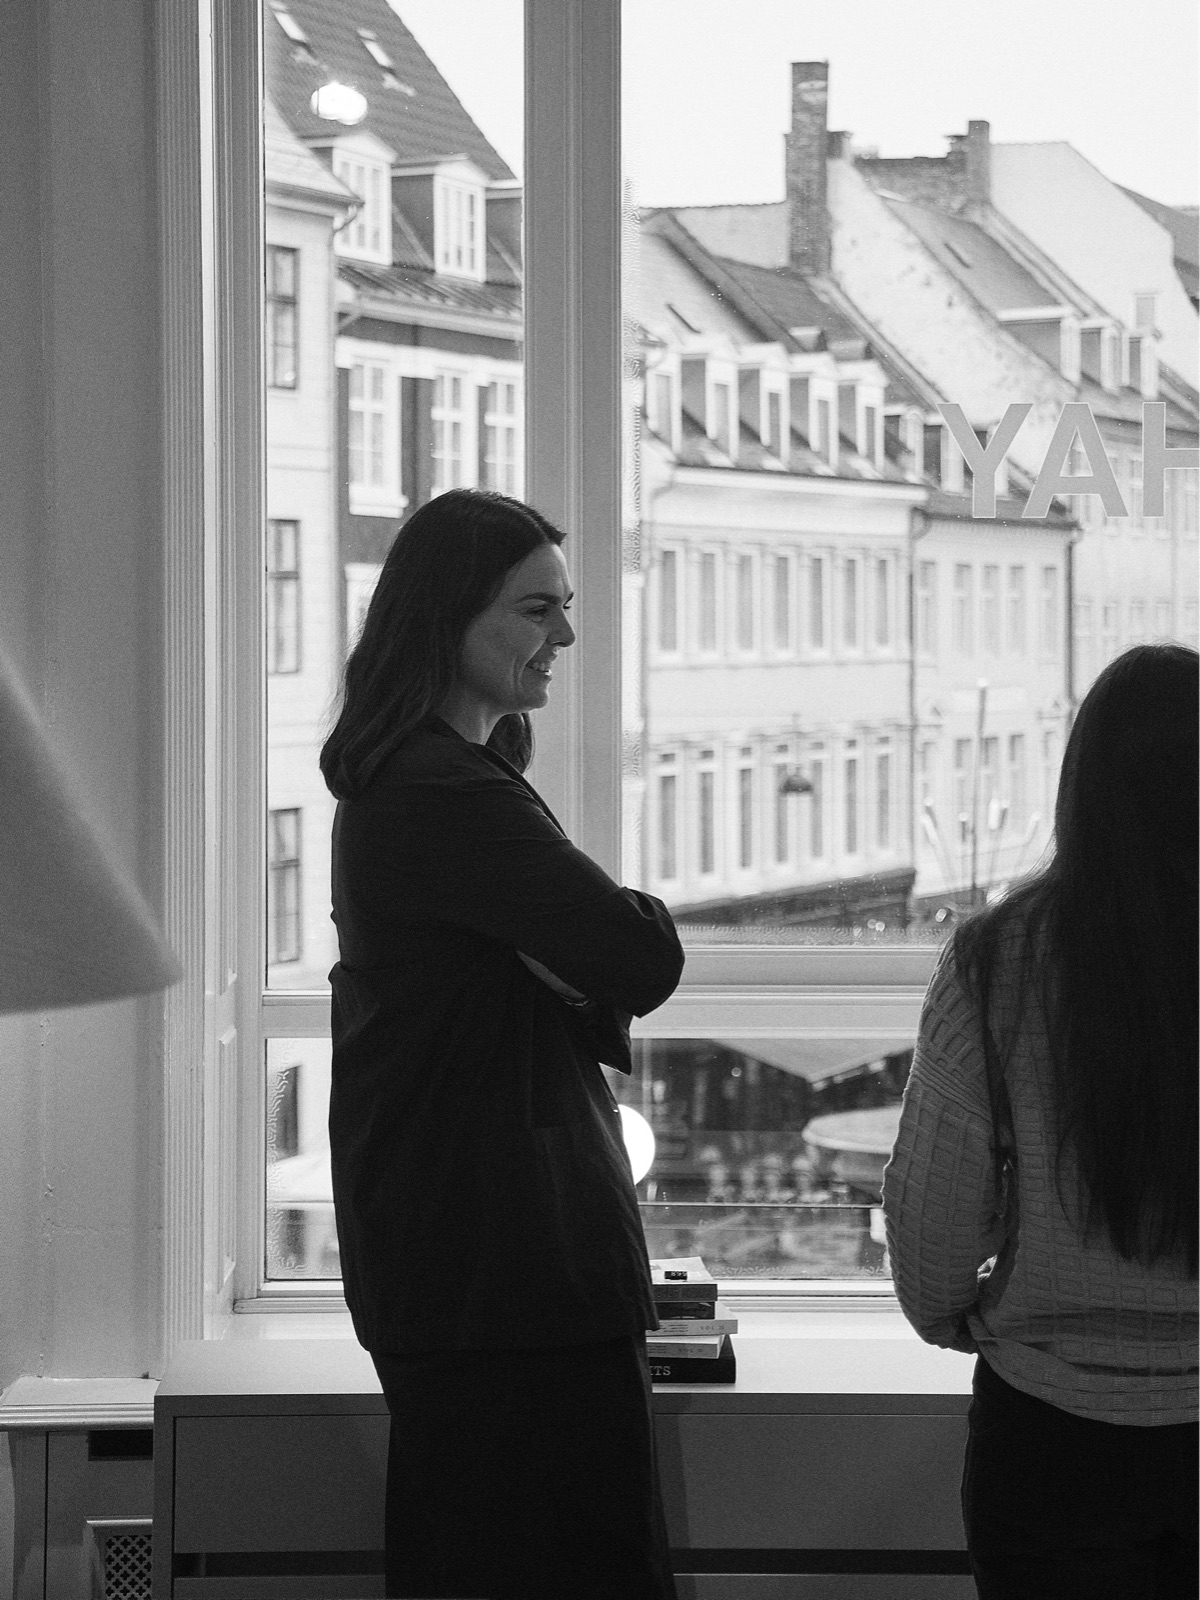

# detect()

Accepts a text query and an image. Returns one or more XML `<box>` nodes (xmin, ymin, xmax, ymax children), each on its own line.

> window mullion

<box><xmin>524</xmin><ymin>0</ymin><xmax>622</xmax><ymax>876</ymax></box>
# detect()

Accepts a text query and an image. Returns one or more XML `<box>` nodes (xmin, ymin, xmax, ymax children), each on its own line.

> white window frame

<box><xmin>694</xmin><ymin>546</ymin><xmax>723</xmax><ymax>657</ymax></box>
<box><xmin>432</xmin><ymin>370</ymin><xmax>469</xmax><ymax>492</ymax></box>
<box><xmin>329</xmin><ymin>131</ymin><xmax>396</xmax><ymax>267</ymax></box>
<box><xmin>482</xmin><ymin>375</ymin><xmax>522</xmax><ymax>496</ymax></box>
<box><xmin>433</xmin><ymin>161</ymin><xmax>488</xmax><ymax>282</ymax></box>
<box><xmin>170</xmin><ymin>0</ymin><xmax>933</xmax><ymax>1340</ymax></box>
<box><xmin>769</xmin><ymin>550</ymin><xmax>795</xmax><ymax>656</ymax></box>
<box><xmin>653</xmin><ymin>544</ymin><xmax>684</xmax><ymax>659</ymax></box>
<box><xmin>346</xmin><ymin>357</ymin><xmax>401</xmax><ymax>516</ymax></box>
<box><xmin>731</xmin><ymin>548</ymin><xmax>758</xmax><ymax>656</ymax></box>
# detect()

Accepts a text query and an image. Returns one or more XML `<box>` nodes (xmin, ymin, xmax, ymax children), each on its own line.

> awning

<box><xmin>714</xmin><ymin>1037</ymin><xmax>912</xmax><ymax>1085</ymax></box>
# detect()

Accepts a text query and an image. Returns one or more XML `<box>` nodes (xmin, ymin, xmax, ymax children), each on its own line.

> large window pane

<box><xmin>621</xmin><ymin>0</ymin><xmax>1197</xmax><ymax>946</ymax></box>
<box><xmin>263</xmin><ymin>0</ymin><xmax>524</xmax><ymax>991</ymax></box>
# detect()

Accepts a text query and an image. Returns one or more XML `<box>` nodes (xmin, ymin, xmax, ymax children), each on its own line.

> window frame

<box><xmin>170</xmin><ymin>0</ymin><xmax>935</xmax><ymax>1328</ymax></box>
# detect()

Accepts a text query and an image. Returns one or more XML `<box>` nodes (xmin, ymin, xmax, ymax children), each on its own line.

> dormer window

<box><xmin>319</xmin><ymin>130</ymin><xmax>397</xmax><ymax>266</ymax></box>
<box><xmin>433</xmin><ymin>161</ymin><xmax>488</xmax><ymax>281</ymax></box>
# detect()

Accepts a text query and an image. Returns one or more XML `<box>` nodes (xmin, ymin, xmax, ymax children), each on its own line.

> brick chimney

<box><xmin>946</xmin><ymin>120</ymin><xmax>991</xmax><ymax>207</ymax></box>
<box><xmin>785</xmin><ymin>61</ymin><xmax>831</xmax><ymax>276</ymax></box>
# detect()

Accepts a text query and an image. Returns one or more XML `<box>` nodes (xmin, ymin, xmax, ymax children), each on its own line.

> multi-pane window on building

<box><xmin>954</xmin><ymin>738</ymin><xmax>972</xmax><ymax>844</ymax></box>
<box><xmin>658</xmin><ymin>549</ymin><xmax>680</xmax><ymax>653</ymax></box>
<box><xmin>265</xmin><ymin>245</ymin><xmax>298</xmax><ymax>389</ymax></box>
<box><xmin>863</xmin><ymin>405</ymin><xmax>878</xmax><ymax>465</ymax></box>
<box><xmin>981</xmin><ymin>564</ymin><xmax>1000</xmax><ymax>654</ymax></box>
<box><xmin>1007</xmin><ymin>733</ymin><xmax>1026</xmax><ymax>829</ymax></box>
<box><xmin>1184</xmin><ymin>600</ymin><xmax>1199</xmax><ymax>648</ymax></box>
<box><xmin>652</xmin><ymin>372</ymin><xmax>673</xmax><ymax>440</ymax></box>
<box><xmin>696</xmin><ymin>750</ymin><xmax>717</xmax><ymax>876</ymax></box>
<box><xmin>842</xmin><ymin>557</ymin><xmax>859</xmax><ymax>649</ymax></box>
<box><xmin>874</xmin><ymin>558</ymin><xmax>890</xmax><ymax>648</ymax></box>
<box><xmin>436</xmin><ymin>180</ymin><xmax>482</xmax><ymax>277</ymax></box>
<box><xmin>1075</xmin><ymin>599</ymin><xmax>1093</xmax><ymax>683</ymax></box>
<box><xmin>875</xmin><ymin>743</ymin><xmax>892</xmax><ymax>849</ymax></box>
<box><xmin>1040</xmin><ymin>565</ymin><xmax>1060</xmax><ymax>657</ymax></box>
<box><xmin>1154</xmin><ymin>599</ymin><xmax>1171</xmax><ymax>638</ymax></box>
<box><xmin>844</xmin><ymin>741</ymin><xmax>860</xmax><ymax>855</ymax></box>
<box><xmin>267</xmin><ymin>808</ymin><xmax>302</xmax><ymax>966</ymax></box>
<box><xmin>657</xmin><ymin>755</ymin><xmax>678</xmax><ymax>881</ymax></box>
<box><xmin>772</xmin><ymin>555</ymin><xmax>792</xmax><ymax>651</ymax></box>
<box><xmin>917</xmin><ymin>560</ymin><xmax>937</xmax><ymax>656</ymax></box>
<box><xmin>923</xmin><ymin>422</ymin><xmax>944</xmax><ymax>485</ymax></box>
<box><xmin>348</xmin><ymin>363</ymin><xmax>387</xmax><ymax>488</ymax></box>
<box><xmin>432</xmin><ymin>374</ymin><xmax>466</xmax><ymax>491</ymax></box>
<box><xmin>735</xmin><ymin>554</ymin><xmax>755</xmax><ymax>651</ymax></box>
<box><xmin>483</xmin><ymin>379</ymin><xmax>519</xmax><ymax>494</ymax></box>
<box><xmin>1041</xmin><ymin>730</ymin><xmax>1059</xmax><ymax>825</ymax></box>
<box><xmin>737</xmin><ymin>749</ymin><xmax>755</xmax><ymax>869</ymax></box>
<box><xmin>953</xmin><ymin>563</ymin><xmax>974</xmax><ymax>654</ymax></box>
<box><xmin>334</xmin><ymin>154</ymin><xmax>387</xmax><ymax>258</ymax></box>
<box><xmin>772</xmin><ymin>744</ymin><xmax>791</xmax><ymax>865</ymax></box>
<box><xmin>1101</xmin><ymin>601</ymin><xmax>1120</xmax><ymax>663</ymax></box>
<box><xmin>809</xmin><ymin>555</ymin><xmax>826</xmax><ymax>650</ymax></box>
<box><xmin>1007</xmin><ymin>565</ymin><xmax>1026</xmax><ymax>653</ymax></box>
<box><xmin>698</xmin><ymin>552</ymin><xmax>719</xmax><ymax>651</ymax></box>
<box><xmin>766</xmin><ymin>390</ymin><xmax>783</xmax><ymax>458</ymax></box>
<box><xmin>266</xmin><ymin>519</ymin><xmax>301</xmax><ymax>675</ymax></box>
<box><xmin>809</xmin><ymin>746</ymin><xmax>826</xmax><ymax>858</ymax></box>
<box><xmin>980</xmin><ymin>736</ymin><xmax>999</xmax><ymax>824</ymax></box>
<box><xmin>815</xmin><ymin>397</ymin><xmax>832</xmax><ymax>462</ymax></box>
<box><xmin>712</xmin><ymin>382</ymin><xmax>732</xmax><ymax>455</ymax></box>
<box><xmin>1129</xmin><ymin>598</ymin><xmax>1146</xmax><ymax>642</ymax></box>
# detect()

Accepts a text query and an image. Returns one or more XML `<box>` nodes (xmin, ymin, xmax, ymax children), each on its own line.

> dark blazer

<box><xmin>329</xmin><ymin>719</ymin><xmax>685</xmax><ymax>1353</ymax></box>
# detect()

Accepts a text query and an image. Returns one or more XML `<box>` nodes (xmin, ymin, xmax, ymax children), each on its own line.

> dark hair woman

<box><xmin>884</xmin><ymin>644</ymin><xmax>1198</xmax><ymax>1599</ymax></box>
<box><xmin>321</xmin><ymin>489</ymin><xmax>683</xmax><ymax>1600</ymax></box>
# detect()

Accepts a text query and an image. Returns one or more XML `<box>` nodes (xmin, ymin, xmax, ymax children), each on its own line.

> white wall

<box><xmin>992</xmin><ymin>143</ymin><xmax>1199</xmax><ymax>391</ymax></box>
<box><xmin>0</xmin><ymin>0</ymin><xmax>165</xmax><ymax>1580</ymax></box>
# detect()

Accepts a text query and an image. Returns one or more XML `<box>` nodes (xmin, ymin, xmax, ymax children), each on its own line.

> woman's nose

<box><xmin>556</xmin><ymin>612</ymin><xmax>577</xmax><ymax>647</ymax></box>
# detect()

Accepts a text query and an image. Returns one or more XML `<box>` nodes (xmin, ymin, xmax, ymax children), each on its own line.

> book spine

<box><xmin>653</xmin><ymin>1316</ymin><xmax>737</xmax><ymax>1337</ymax></box>
<box><xmin>645</xmin><ymin>1337</ymin><xmax>722</xmax><ymax>1359</ymax></box>
<box><xmin>647</xmin><ymin>1336</ymin><xmax>737</xmax><ymax>1385</ymax></box>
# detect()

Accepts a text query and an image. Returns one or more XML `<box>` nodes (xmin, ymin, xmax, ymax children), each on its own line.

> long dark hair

<box><xmin>955</xmin><ymin>643</ymin><xmax>1198</xmax><ymax>1271</ymax></box>
<box><xmin>320</xmin><ymin>489</ymin><xmax>565</xmax><ymax>800</ymax></box>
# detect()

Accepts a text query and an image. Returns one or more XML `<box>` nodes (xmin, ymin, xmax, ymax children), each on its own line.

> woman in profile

<box><xmin>884</xmin><ymin>644</ymin><xmax>1198</xmax><ymax>1599</ymax></box>
<box><xmin>320</xmin><ymin>489</ymin><xmax>682</xmax><ymax>1600</ymax></box>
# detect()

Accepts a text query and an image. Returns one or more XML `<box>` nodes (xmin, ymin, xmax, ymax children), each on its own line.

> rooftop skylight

<box><xmin>358</xmin><ymin>28</ymin><xmax>394</xmax><ymax>69</ymax></box>
<box><xmin>271</xmin><ymin>4</ymin><xmax>309</xmax><ymax>44</ymax></box>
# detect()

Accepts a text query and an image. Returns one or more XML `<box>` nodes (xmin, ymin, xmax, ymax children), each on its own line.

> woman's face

<box><xmin>454</xmin><ymin>543</ymin><xmax>576</xmax><ymax>728</ymax></box>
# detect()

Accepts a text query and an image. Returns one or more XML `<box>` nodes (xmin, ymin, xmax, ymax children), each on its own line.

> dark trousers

<box><xmin>371</xmin><ymin>1334</ymin><xmax>677</xmax><ymax>1600</ymax></box>
<box><xmin>962</xmin><ymin>1354</ymin><xmax>1199</xmax><ymax>1599</ymax></box>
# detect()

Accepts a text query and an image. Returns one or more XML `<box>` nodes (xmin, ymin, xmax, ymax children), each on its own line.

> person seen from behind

<box><xmin>884</xmin><ymin>643</ymin><xmax>1198</xmax><ymax>1599</ymax></box>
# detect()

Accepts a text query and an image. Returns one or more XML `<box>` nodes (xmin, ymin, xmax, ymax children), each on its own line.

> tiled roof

<box><xmin>885</xmin><ymin>197</ymin><xmax>1058</xmax><ymax>313</ymax></box>
<box><xmin>924</xmin><ymin>486</ymin><xmax>1074</xmax><ymax>528</ymax></box>
<box><xmin>337</xmin><ymin>260</ymin><xmax>521</xmax><ymax>322</ymax></box>
<box><xmin>267</xmin><ymin>0</ymin><xmax>513</xmax><ymax>182</ymax></box>
<box><xmin>1119</xmin><ymin>188</ymin><xmax>1199</xmax><ymax>270</ymax></box>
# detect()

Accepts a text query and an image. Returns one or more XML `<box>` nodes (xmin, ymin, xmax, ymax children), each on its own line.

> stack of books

<box><xmin>646</xmin><ymin>1256</ymin><xmax>737</xmax><ymax>1383</ymax></box>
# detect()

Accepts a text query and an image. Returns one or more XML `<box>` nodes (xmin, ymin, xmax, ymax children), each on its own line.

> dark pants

<box><xmin>962</xmin><ymin>1354</ymin><xmax>1199</xmax><ymax>1599</ymax></box>
<box><xmin>371</xmin><ymin>1334</ymin><xmax>677</xmax><ymax>1600</ymax></box>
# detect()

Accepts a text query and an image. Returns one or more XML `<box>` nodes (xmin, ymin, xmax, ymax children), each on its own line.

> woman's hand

<box><xmin>517</xmin><ymin>951</ymin><xmax>589</xmax><ymax>1005</ymax></box>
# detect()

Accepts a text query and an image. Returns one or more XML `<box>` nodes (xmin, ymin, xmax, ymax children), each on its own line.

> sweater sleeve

<box><xmin>342</xmin><ymin>764</ymin><xmax>684</xmax><ymax>1019</ymax></box>
<box><xmin>883</xmin><ymin>940</ymin><xmax>1007</xmax><ymax>1352</ymax></box>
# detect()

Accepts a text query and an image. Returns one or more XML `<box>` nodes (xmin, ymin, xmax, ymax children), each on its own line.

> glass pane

<box><xmin>264</xmin><ymin>0</ymin><xmax>524</xmax><ymax>991</ymax></box>
<box><xmin>265</xmin><ymin>1038</ymin><xmax>338</xmax><ymax>1280</ymax></box>
<box><xmin>621</xmin><ymin>0</ymin><xmax>1197</xmax><ymax>946</ymax></box>
<box><xmin>263</xmin><ymin>1031</ymin><xmax>913</xmax><ymax>1284</ymax></box>
<box><xmin>610</xmin><ymin>1033</ymin><xmax>915</xmax><ymax>1279</ymax></box>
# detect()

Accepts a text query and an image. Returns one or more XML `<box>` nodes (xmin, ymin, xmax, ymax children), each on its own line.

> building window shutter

<box><xmin>478</xmin><ymin>383</ymin><xmax>490</xmax><ymax>486</ymax></box>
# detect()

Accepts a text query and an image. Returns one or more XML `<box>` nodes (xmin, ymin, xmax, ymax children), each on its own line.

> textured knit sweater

<box><xmin>883</xmin><ymin>930</ymin><xmax>1198</xmax><ymax>1426</ymax></box>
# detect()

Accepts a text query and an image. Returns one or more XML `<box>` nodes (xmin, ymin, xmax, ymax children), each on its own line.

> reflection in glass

<box><xmin>610</xmin><ymin>1035</ymin><xmax>915</xmax><ymax>1279</ymax></box>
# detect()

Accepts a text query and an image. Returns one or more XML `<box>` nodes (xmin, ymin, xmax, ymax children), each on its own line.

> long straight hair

<box><xmin>320</xmin><ymin>489</ymin><xmax>565</xmax><ymax>800</ymax></box>
<box><xmin>955</xmin><ymin>643</ymin><xmax>1198</xmax><ymax>1271</ymax></box>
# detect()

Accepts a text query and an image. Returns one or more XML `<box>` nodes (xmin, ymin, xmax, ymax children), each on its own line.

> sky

<box><xmin>391</xmin><ymin>0</ymin><xmax>1198</xmax><ymax>209</ymax></box>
